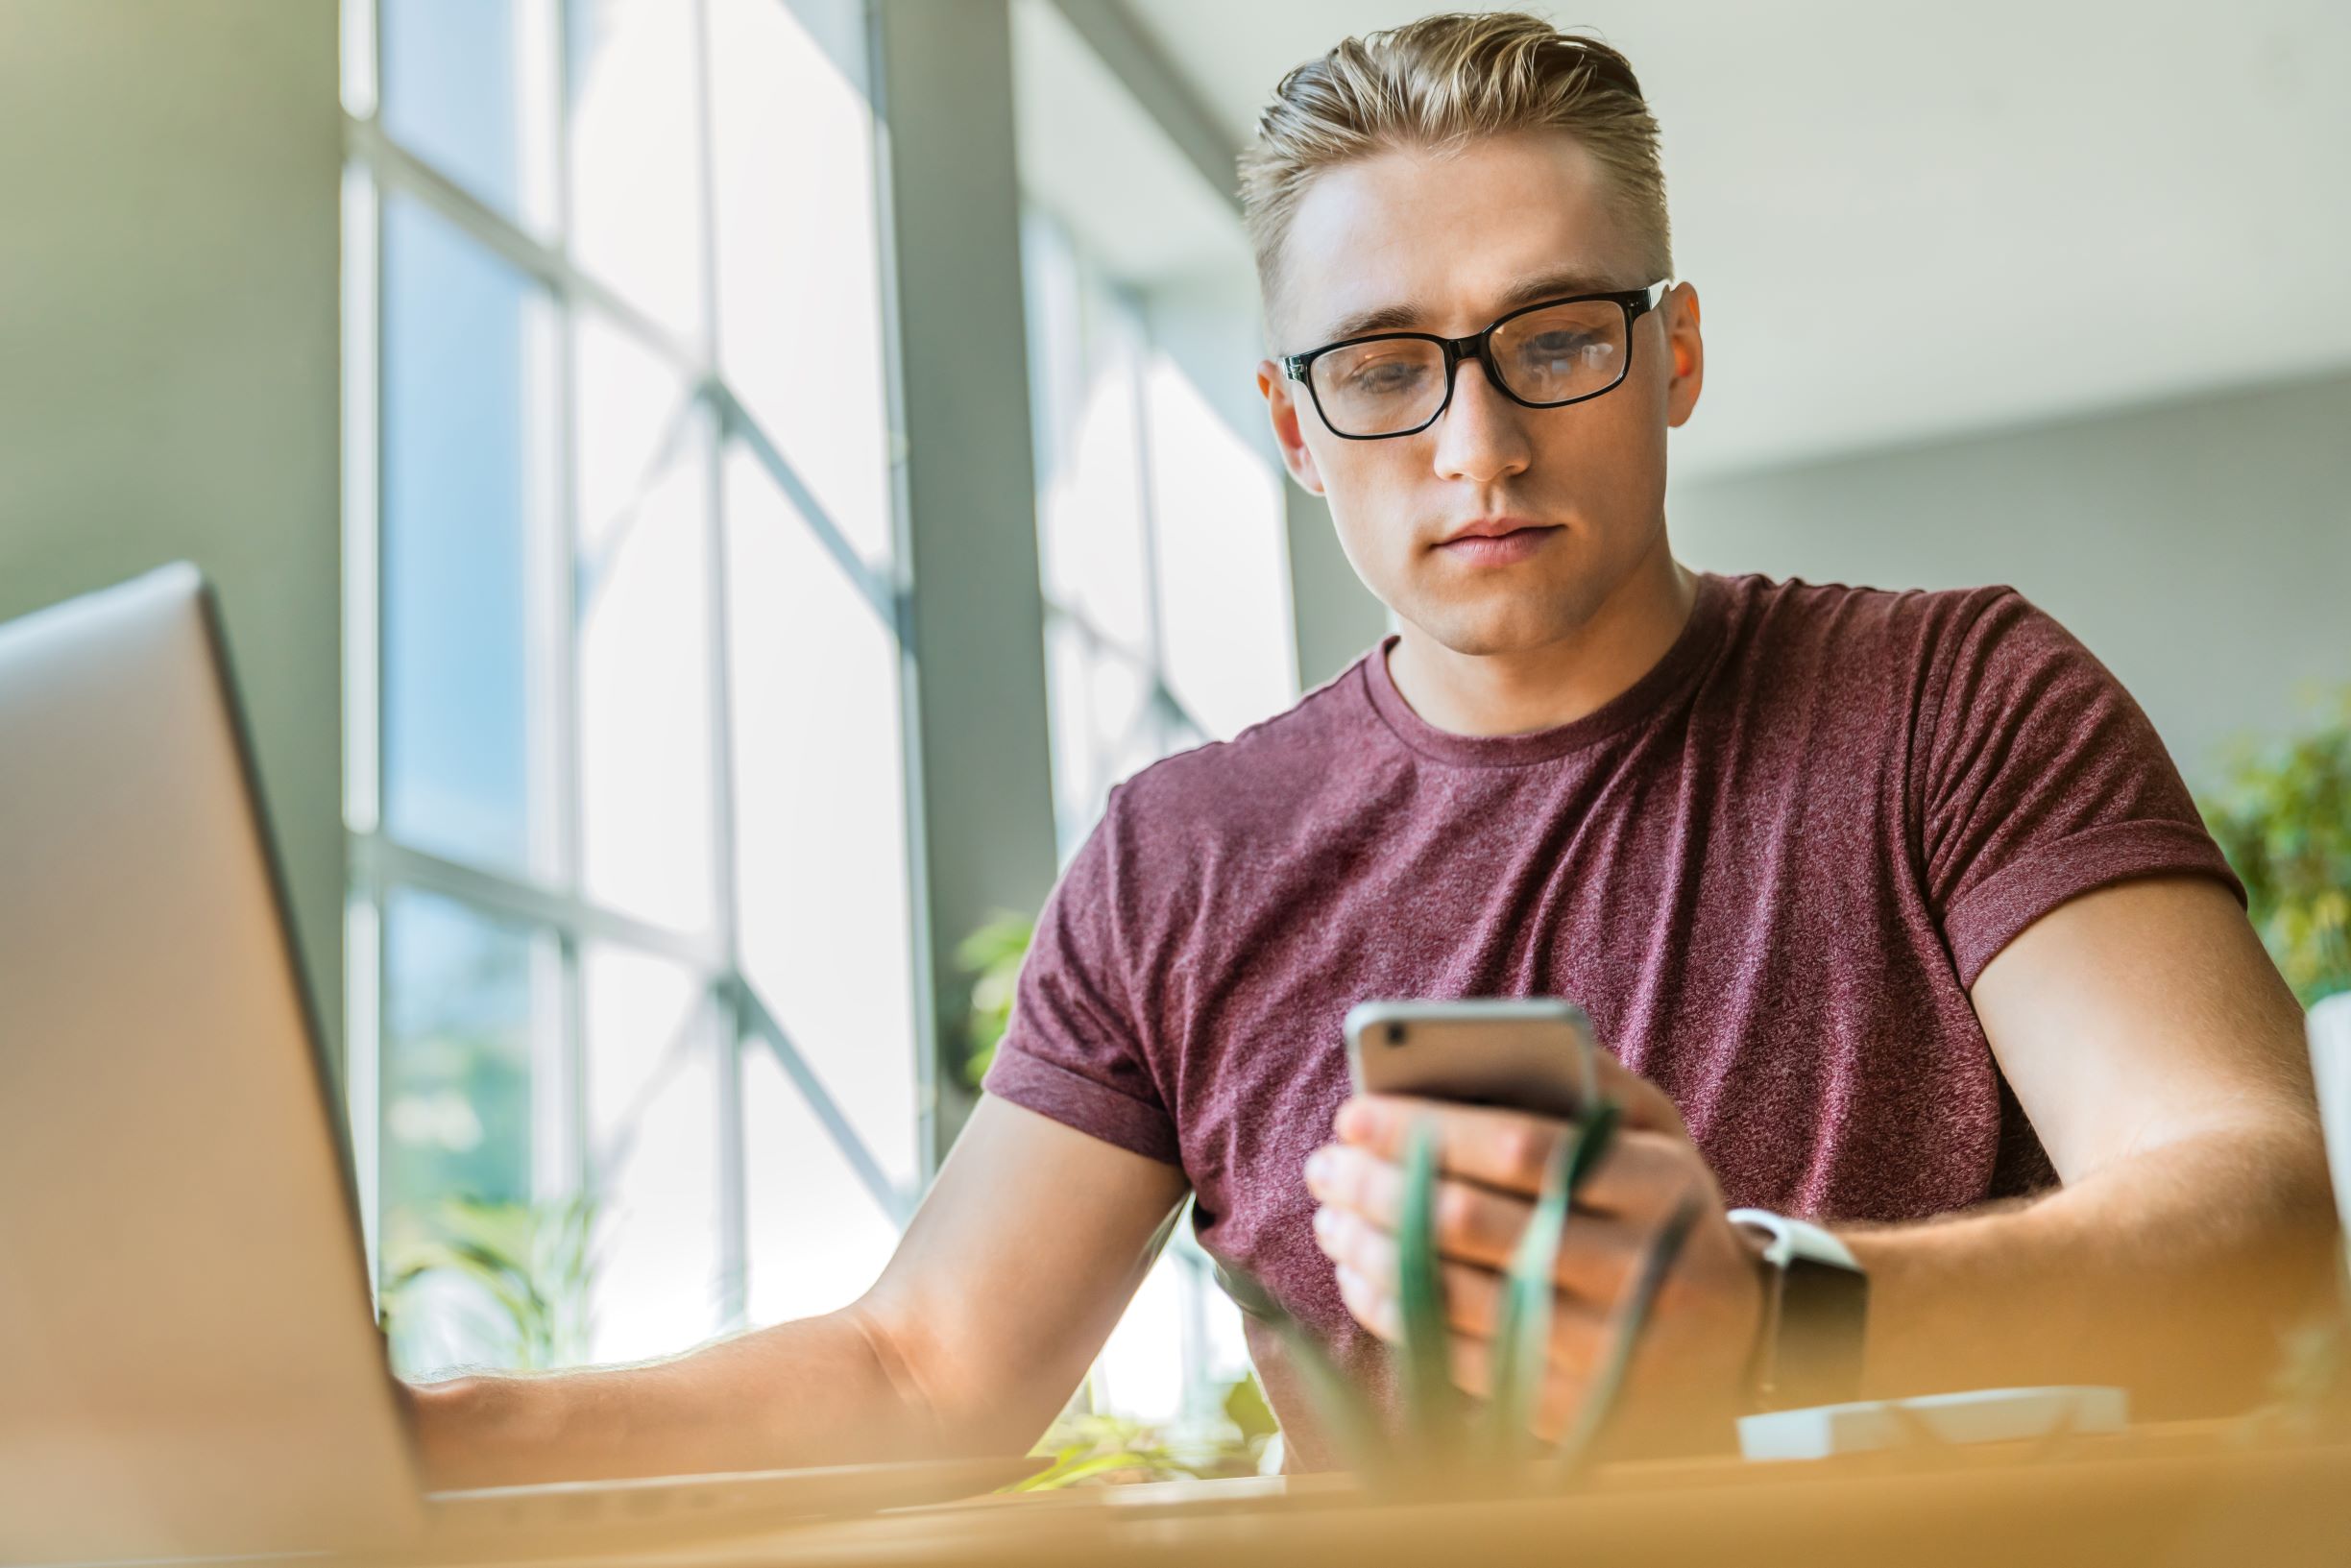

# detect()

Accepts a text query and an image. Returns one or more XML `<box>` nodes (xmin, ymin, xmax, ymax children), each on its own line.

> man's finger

<box><xmin>1310</xmin><ymin>1142</ymin><xmax>1546</xmax><ymax>1266</ymax></box>
<box><xmin>1550</xmin><ymin>1131</ymin><xmax>1700</xmax><ymax>1219</ymax></box>
<box><xmin>1311</xmin><ymin>1179</ymin><xmax>1647</xmax><ymax>1302</ymax></box>
<box><xmin>1333</xmin><ymin>1097</ymin><xmax>1688</xmax><ymax>1199</ymax></box>
<box><xmin>1327</xmin><ymin>1242</ymin><xmax>1612</xmax><ymax>1368</ymax></box>
<box><xmin>1338</xmin><ymin>1047</ymin><xmax>1684</xmax><ymax>1148</ymax></box>
<box><xmin>1330</xmin><ymin>1263</ymin><xmax>1598</xmax><ymax>1445</ymax></box>
<box><xmin>1446</xmin><ymin>1333</ymin><xmax>1591</xmax><ymax>1441</ymax></box>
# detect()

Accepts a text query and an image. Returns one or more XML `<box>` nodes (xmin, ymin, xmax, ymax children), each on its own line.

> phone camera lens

<box><xmin>1385</xmin><ymin>1022</ymin><xmax>1407</xmax><ymax>1046</ymax></box>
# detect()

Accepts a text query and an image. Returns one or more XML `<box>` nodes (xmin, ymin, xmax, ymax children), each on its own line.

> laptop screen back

<box><xmin>0</xmin><ymin>567</ymin><xmax>425</xmax><ymax>1560</ymax></box>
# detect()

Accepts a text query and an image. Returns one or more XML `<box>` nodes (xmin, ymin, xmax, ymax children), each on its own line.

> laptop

<box><xmin>0</xmin><ymin>566</ymin><xmax>1036</xmax><ymax>1563</ymax></box>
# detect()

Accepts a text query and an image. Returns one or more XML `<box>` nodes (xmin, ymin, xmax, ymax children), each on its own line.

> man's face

<box><xmin>1257</xmin><ymin>132</ymin><xmax>1704</xmax><ymax>657</ymax></box>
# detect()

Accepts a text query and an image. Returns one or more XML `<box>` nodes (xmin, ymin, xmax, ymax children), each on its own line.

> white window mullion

<box><xmin>515</xmin><ymin>0</ymin><xmax>564</xmax><ymax>242</ymax></box>
<box><xmin>337</xmin><ymin>2</ymin><xmax>386</xmax><ymax>1285</ymax></box>
<box><xmin>534</xmin><ymin>931</ymin><xmax>581</xmax><ymax>1206</ymax></box>
<box><xmin>344</xmin><ymin>887</ymin><xmax>385</xmax><ymax>1295</ymax></box>
<box><xmin>340</xmin><ymin>166</ymin><xmax>381</xmax><ymax>843</ymax></box>
<box><xmin>340</xmin><ymin>0</ymin><xmax>377</xmax><ymax>120</ymax></box>
<box><xmin>693</xmin><ymin>0</ymin><xmax>750</xmax><ymax>1335</ymax></box>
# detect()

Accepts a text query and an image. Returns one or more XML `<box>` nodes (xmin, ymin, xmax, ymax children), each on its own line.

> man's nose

<box><xmin>1431</xmin><ymin>355</ymin><xmax>1533</xmax><ymax>485</ymax></box>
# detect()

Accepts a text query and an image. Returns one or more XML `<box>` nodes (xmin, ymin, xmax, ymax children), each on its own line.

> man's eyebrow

<box><xmin>1310</xmin><ymin>267</ymin><xmax>1625</xmax><ymax>346</ymax></box>
<box><xmin>1493</xmin><ymin>267</ymin><xmax>1622</xmax><ymax>313</ymax></box>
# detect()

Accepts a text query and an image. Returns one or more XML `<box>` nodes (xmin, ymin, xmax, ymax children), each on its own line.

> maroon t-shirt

<box><xmin>981</xmin><ymin>572</ymin><xmax>2241</xmax><ymax>1467</ymax></box>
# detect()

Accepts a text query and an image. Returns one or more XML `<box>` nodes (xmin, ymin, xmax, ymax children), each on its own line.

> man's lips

<box><xmin>1438</xmin><ymin>516</ymin><xmax>1554</xmax><ymax>545</ymax></box>
<box><xmin>1433</xmin><ymin>519</ymin><xmax>1563</xmax><ymax>565</ymax></box>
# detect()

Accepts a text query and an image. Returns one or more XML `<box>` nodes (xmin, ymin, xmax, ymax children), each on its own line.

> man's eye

<box><xmin>1345</xmin><ymin>359</ymin><xmax>1428</xmax><ymax>395</ymax></box>
<box><xmin>1521</xmin><ymin>332</ymin><xmax>1596</xmax><ymax>361</ymax></box>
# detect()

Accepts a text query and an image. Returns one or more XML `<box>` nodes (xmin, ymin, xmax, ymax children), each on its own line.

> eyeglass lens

<box><xmin>1310</xmin><ymin>299</ymin><xmax>1629</xmax><ymax>437</ymax></box>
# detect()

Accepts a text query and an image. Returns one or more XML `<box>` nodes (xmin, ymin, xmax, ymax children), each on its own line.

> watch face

<box><xmin>1775</xmin><ymin>1257</ymin><xmax>1870</xmax><ymax>1409</ymax></box>
<box><xmin>1726</xmin><ymin>1210</ymin><xmax>1868</xmax><ymax>1410</ymax></box>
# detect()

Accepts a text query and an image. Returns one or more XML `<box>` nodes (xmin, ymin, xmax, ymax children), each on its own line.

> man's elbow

<box><xmin>836</xmin><ymin>1299</ymin><xmax>1069</xmax><ymax>1461</ymax></box>
<box><xmin>2157</xmin><ymin>1113</ymin><xmax>2343</xmax><ymax>1410</ymax></box>
<box><xmin>2254</xmin><ymin>1113</ymin><xmax>2342</xmax><ymax>1309</ymax></box>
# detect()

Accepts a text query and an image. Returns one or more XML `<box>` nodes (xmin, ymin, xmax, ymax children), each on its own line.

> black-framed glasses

<box><xmin>1280</xmin><ymin>277</ymin><xmax>1674</xmax><ymax>440</ymax></box>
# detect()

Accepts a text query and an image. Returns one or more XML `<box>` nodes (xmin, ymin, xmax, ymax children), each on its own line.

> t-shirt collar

<box><xmin>1358</xmin><ymin>571</ymin><xmax>1731</xmax><ymax>768</ymax></box>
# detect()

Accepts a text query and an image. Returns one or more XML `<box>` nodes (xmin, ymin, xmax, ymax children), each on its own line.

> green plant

<box><xmin>1222</xmin><ymin>1091</ymin><xmax>1695</xmax><ymax>1491</ymax></box>
<box><xmin>1014</xmin><ymin>1411</ymin><xmax>1198</xmax><ymax>1490</ymax></box>
<box><xmin>954</xmin><ymin>909</ymin><xmax>1034</xmax><ymax>1089</ymax></box>
<box><xmin>1011</xmin><ymin>1373</ymin><xmax>1276</xmax><ymax>1490</ymax></box>
<box><xmin>2200</xmin><ymin>688</ymin><xmax>2351</xmax><ymax>1006</ymax></box>
<box><xmin>379</xmin><ymin>1193</ymin><xmax>599</xmax><ymax>1374</ymax></box>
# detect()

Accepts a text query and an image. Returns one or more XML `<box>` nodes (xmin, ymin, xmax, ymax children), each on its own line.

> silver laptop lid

<box><xmin>0</xmin><ymin>566</ymin><xmax>425</xmax><ymax>1561</ymax></box>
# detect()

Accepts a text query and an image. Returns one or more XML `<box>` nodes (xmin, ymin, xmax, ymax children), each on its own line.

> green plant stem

<box><xmin>1395</xmin><ymin>1118</ymin><xmax>1465</xmax><ymax>1463</ymax></box>
<box><xmin>1266</xmin><ymin>1313</ymin><xmax>1393</xmax><ymax>1479</ymax></box>
<box><xmin>1550</xmin><ymin>1193</ymin><xmax>1705</xmax><ymax>1481</ymax></box>
<box><xmin>1488</xmin><ymin>1100</ymin><xmax>1621</xmax><ymax>1461</ymax></box>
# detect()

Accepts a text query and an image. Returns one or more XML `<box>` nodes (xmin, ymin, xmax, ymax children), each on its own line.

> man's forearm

<box><xmin>1841</xmin><ymin>1116</ymin><xmax>2342</xmax><ymax>1412</ymax></box>
<box><xmin>409</xmin><ymin>1305</ymin><xmax>950</xmax><ymax>1490</ymax></box>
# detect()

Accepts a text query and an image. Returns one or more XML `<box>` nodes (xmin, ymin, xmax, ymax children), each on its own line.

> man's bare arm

<box><xmin>1845</xmin><ymin>874</ymin><xmax>2339</xmax><ymax>1408</ymax></box>
<box><xmin>1309</xmin><ymin>875</ymin><xmax>2340</xmax><ymax>1438</ymax></box>
<box><xmin>408</xmin><ymin>1097</ymin><xmax>1190</xmax><ymax>1488</ymax></box>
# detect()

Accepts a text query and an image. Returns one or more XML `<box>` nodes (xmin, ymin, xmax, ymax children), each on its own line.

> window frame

<box><xmin>340</xmin><ymin>0</ymin><xmax>925</xmax><ymax>1355</ymax></box>
<box><xmin>1018</xmin><ymin>201</ymin><xmax>1277</xmax><ymax>1431</ymax></box>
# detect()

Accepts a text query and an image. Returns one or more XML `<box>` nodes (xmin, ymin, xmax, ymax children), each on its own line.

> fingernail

<box><xmin>1305</xmin><ymin>1147</ymin><xmax>1334</xmax><ymax>1187</ymax></box>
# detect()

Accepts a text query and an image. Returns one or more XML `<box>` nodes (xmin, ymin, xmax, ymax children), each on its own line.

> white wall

<box><xmin>0</xmin><ymin>2</ymin><xmax>345</xmax><ymax>1050</ymax></box>
<box><xmin>1667</xmin><ymin>368</ymin><xmax>2351</xmax><ymax>792</ymax></box>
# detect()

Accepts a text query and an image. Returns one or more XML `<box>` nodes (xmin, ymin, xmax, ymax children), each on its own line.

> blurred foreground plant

<box><xmin>1221</xmin><ymin>1092</ymin><xmax>1698</xmax><ymax>1491</ymax></box>
<box><xmin>2200</xmin><ymin>688</ymin><xmax>2351</xmax><ymax>1006</ymax></box>
<box><xmin>1013</xmin><ymin>1373</ymin><xmax>1278</xmax><ymax>1490</ymax></box>
<box><xmin>379</xmin><ymin>1193</ymin><xmax>599</xmax><ymax>1374</ymax></box>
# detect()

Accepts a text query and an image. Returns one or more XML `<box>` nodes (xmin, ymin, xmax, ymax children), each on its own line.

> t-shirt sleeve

<box><xmin>979</xmin><ymin>788</ymin><xmax>1182</xmax><ymax>1167</ymax></box>
<box><xmin>1915</xmin><ymin>589</ymin><xmax>2244</xmax><ymax>988</ymax></box>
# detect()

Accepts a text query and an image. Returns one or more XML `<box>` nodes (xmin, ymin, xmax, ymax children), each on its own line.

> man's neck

<box><xmin>1385</xmin><ymin>547</ymin><xmax>1698</xmax><ymax>738</ymax></box>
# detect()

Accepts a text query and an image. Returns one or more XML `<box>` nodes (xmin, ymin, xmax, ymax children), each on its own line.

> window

<box><xmin>344</xmin><ymin>0</ymin><xmax>915</xmax><ymax>1374</ymax></box>
<box><xmin>1020</xmin><ymin>205</ymin><xmax>1298</xmax><ymax>1426</ymax></box>
<box><xmin>1022</xmin><ymin>207</ymin><xmax>1297</xmax><ymax>845</ymax></box>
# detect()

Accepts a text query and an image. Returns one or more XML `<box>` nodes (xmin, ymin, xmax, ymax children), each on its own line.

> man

<box><xmin>414</xmin><ymin>13</ymin><xmax>2336</xmax><ymax>1484</ymax></box>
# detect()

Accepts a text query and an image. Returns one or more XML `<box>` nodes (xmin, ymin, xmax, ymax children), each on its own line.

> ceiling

<box><xmin>1103</xmin><ymin>0</ymin><xmax>2351</xmax><ymax>480</ymax></box>
<box><xmin>1013</xmin><ymin>0</ymin><xmax>1252</xmax><ymax>288</ymax></box>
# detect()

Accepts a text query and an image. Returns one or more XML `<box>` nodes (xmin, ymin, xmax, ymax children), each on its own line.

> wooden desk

<box><xmin>373</xmin><ymin>1425</ymin><xmax>2351</xmax><ymax>1568</ymax></box>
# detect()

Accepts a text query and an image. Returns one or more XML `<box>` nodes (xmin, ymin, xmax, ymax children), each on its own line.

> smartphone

<box><xmin>1343</xmin><ymin>997</ymin><xmax>1597</xmax><ymax>1122</ymax></box>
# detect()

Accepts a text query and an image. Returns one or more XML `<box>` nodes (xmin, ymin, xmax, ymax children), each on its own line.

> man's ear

<box><xmin>1662</xmin><ymin>283</ymin><xmax>1705</xmax><ymax>429</ymax></box>
<box><xmin>1257</xmin><ymin>358</ymin><xmax>1326</xmax><ymax>495</ymax></box>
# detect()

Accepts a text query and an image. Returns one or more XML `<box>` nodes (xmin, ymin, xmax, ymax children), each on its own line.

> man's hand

<box><xmin>1302</xmin><ymin>1059</ymin><xmax>1765</xmax><ymax>1447</ymax></box>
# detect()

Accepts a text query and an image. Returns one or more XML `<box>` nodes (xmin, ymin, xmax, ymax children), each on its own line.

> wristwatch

<box><xmin>1727</xmin><ymin>1208</ymin><xmax>1870</xmax><ymax>1411</ymax></box>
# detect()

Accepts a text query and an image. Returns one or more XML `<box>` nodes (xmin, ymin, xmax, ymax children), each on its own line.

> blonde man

<box><xmin>416</xmin><ymin>12</ymin><xmax>2335</xmax><ymax>1481</ymax></box>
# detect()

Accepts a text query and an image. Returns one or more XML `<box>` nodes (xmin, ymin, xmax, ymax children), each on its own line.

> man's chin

<box><xmin>1393</xmin><ymin>546</ymin><xmax>1645</xmax><ymax>656</ymax></box>
<box><xmin>1399</xmin><ymin>596</ymin><xmax>1581</xmax><ymax>660</ymax></box>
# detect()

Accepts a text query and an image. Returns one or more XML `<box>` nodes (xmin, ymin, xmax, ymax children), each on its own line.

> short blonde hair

<box><xmin>1238</xmin><ymin>12</ymin><xmax>1673</xmax><ymax>330</ymax></box>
